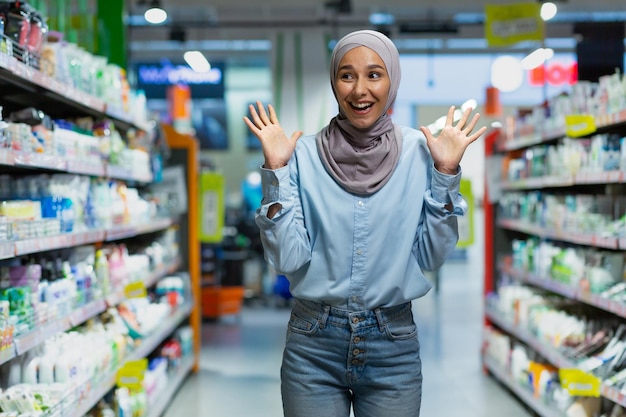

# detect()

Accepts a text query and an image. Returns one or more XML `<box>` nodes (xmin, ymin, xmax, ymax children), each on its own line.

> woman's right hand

<box><xmin>243</xmin><ymin>101</ymin><xmax>303</xmax><ymax>170</ymax></box>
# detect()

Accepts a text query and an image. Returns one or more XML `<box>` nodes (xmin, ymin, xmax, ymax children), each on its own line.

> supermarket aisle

<box><xmin>163</xmin><ymin>208</ymin><xmax>532</xmax><ymax>416</ymax></box>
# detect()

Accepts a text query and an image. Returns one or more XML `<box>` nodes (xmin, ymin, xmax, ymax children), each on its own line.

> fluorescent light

<box><xmin>184</xmin><ymin>50</ymin><xmax>211</xmax><ymax>72</ymax></box>
<box><xmin>369</xmin><ymin>13</ymin><xmax>395</xmax><ymax>25</ymax></box>
<box><xmin>521</xmin><ymin>48</ymin><xmax>554</xmax><ymax>70</ymax></box>
<box><xmin>540</xmin><ymin>2</ymin><xmax>558</xmax><ymax>21</ymax></box>
<box><xmin>145</xmin><ymin>7</ymin><xmax>167</xmax><ymax>24</ymax></box>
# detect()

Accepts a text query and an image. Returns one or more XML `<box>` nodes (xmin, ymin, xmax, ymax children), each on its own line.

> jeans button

<box><xmin>353</xmin><ymin>349</ymin><xmax>360</xmax><ymax>355</ymax></box>
<box><xmin>352</xmin><ymin>317</ymin><xmax>359</xmax><ymax>324</ymax></box>
<box><xmin>354</xmin><ymin>337</ymin><xmax>361</xmax><ymax>343</ymax></box>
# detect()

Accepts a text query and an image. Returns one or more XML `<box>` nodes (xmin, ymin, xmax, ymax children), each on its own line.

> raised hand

<box><xmin>419</xmin><ymin>106</ymin><xmax>487</xmax><ymax>175</ymax></box>
<box><xmin>243</xmin><ymin>101</ymin><xmax>303</xmax><ymax>170</ymax></box>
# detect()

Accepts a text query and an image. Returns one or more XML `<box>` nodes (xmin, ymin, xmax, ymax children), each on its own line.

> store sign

<box><xmin>528</xmin><ymin>62</ymin><xmax>578</xmax><ymax>87</ymax></box>
<box><xmin>138</xmin><ymin>64</ymin><xmax>222</xmax><ymax>86</ymax></box>
<box><xmin>132</xmin><ymin>61</ymin><xmax>225</xmax><ymax>99</ymax></box>
<box><xmin>485</xmin><ymin>2</ymin><xmax>544</xmax><ymax>47</ymax></box>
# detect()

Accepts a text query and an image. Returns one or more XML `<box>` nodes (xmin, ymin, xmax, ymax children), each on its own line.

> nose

<box><xmin>353</xmin><ymin>77</ymin><xmax>367</xmax><ymax>96</ymax></box>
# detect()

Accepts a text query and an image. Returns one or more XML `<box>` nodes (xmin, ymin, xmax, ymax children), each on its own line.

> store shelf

<box><xmin>485</xmin><ymin>306</ymin><xmax>577</xmax><ymax>369</ymax></box>
<box><xmin>500</xmin><ymin>262</ymin><xmax>626</xmax><ymax>319</ymax></box>
<box><xmin>0</xmin><ymin>50</ymin><xmax>145</xmax><ymax>132</ymax></box>
<box><xmin>145</xmin><ymin>356</ymin><xmax>194</xmax><ymax>417</ymax></box>
<box><xmin>0</xmin><ymin>149</ymin><xmax>151</xmax><ymax>183</ymax></box>
<box><xmin>501</xmin><ymin>171</ymin><xmax>625</xmax><ymax>191</ymax></box>
<box><xmin>497</xmin><ymin>218</ymin><xmax>619</xmax><ymax>250</ymax></box>
<box><xmin>9</xmin><ymin>298</ymin><xmax>107</xmax><ymax>360</ymax></box>
<box><xmin>67</xmin><ymin>303</ymin><xmax>193</xmax><ymax>417</ymax></box>
<box><xmin>483</xmin><ymin>355</ymin><xmax>568</xmax><ymax>417</ymax></box>
<box><xmin>485</xmin><ymin>305</ymin><xmax>626</xmax><ymax>408</ymax></box>
<box><xmin>105</xmin><ymin>258</ymin><xmax>182</xmax><ymax>307</ymax></box>
<box><xmin>4</xmin><ymin>217</ymin><xmax>175</xmax><ymax>258</ymax></box>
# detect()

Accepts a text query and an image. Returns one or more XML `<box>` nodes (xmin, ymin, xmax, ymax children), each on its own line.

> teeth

<box><xmin>352</xmin><ymin>103</ymin><xmax>371</xmax><ymax>109</ymax></box>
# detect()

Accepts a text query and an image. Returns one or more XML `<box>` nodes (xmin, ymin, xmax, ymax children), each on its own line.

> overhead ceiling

<box><xmin>126</xmin><ymin>0</ymin><xmax>626</xmax><ymax>64</ymax></box>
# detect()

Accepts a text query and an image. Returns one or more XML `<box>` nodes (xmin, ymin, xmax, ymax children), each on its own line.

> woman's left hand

<box><xmin>420</xmin><ymin>106</ymin><xmax>487</xmax><ymax>175</ymax></box>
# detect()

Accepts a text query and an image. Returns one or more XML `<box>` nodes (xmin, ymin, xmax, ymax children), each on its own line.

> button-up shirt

<box><xmin>255</xmin><ymin>126</ymin><xmax>466</xmax><ymax>310</ymax></box>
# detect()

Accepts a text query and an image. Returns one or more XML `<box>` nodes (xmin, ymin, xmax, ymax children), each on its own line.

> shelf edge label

<box><xmin>565</xmin><ymin>114</ymin><xmax>596</xmax><ymax>138</ymax></box>
<box><xmin>559</xmin><ymin>368</ymin><xmax>601</xmax><ymax>397</ymax></box>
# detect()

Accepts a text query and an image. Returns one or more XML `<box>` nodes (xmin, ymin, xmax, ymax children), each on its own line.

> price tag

<box><xmin>559</xmin><ymin>368</ymin><xmax>601</xmax><ymax>397</ymax></box>
<box><xmin>565</xmin><ymin>114</ymin><xmax>597</xmax><ymax>138</ymax></box>
<box><xmin>116</xmin><ymin>359</ymin><xmax>148</xmax><ymax>391</ymax></box>
<box><xmin>124</xmin><ymin>281</ymin><xmax>147</xmax><ymax>299</ymax></box>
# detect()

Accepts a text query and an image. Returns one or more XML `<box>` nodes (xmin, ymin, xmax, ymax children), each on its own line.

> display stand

<box><xmin>161</xmin><ymin>123</ymin><xmax>202</xmax><ymax>371</ymax></box>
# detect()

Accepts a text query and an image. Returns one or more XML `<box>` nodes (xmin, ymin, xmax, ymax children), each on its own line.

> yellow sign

<box><xmin>565</xmin><ymin>114</ymin><xmax>597</xmax><ymax>138</ymax></box>
<box><xmin>116</xmin><ymin>359</ymin><xmax>148</xmax><ymax>391</ymax></box>
<box><xmin>485</xmin><ymin>3</ymin><xmax>544</xmax><ymax>47</ymax></box>
<box><xmin>457</xmin><ymin>179</ymin><xmax>475</xmax><ymax>248</ymax></box>
<box><xmin>559</xmin><ymin>368</ymin><xmax>601</xmax><ymax>397</ymax></box>
<box><xmin>124</xmin><ymin>281</ymin><xmax>148</xmax><ymax>299</ymax></box>
<box><xmin>200</xmin><ymin>171</ymin><xmax>225</xmax><ymax>243</ymax></box>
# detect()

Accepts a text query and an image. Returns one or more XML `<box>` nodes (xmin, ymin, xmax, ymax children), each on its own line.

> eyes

<box><xmin>338</xmin><ymin>70</ymin><xmax>385</xmax><ymax>81</ymax></box>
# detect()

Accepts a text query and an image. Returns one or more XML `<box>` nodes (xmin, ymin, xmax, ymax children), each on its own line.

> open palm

<box><xmin>243</xmin><ymin>101</ymin><xmax>303</xmax><ymax>170</ymax></box>
<box><xmin>420</xmin><ymin>106</ymin><xmax>487</xmax><ymax>175</ymax></box>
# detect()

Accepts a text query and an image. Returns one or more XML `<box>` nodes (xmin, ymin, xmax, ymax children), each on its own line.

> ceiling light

<box><xmin>521</xmin><ymin>47</ymin><xmax>554</xmax><ymax>70</ymax></box>
<box><xmin>184</xmin><ymin>51</ymin><xmax>211</xmax><ymax>73</ymax></box>
<box><xmin>144</xmin><ymin>1</ymin><xmax>167</xmax><ymax>24</ymax></box>
<box><xmin>540</xmin><ymin>2</ymin><xmax>558</xmax><ymax>21</ymax></box>
<box><xmin>491</xmin><ymin>56</ymin><xmax>523</xmax><ymax>92</ymax></box>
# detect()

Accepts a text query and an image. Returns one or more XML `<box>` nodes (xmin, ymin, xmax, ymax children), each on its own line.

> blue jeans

<box><xmin>281</xmin><ymin>298</ymin><xmax>422</xmax><ymax>417</ymax></box>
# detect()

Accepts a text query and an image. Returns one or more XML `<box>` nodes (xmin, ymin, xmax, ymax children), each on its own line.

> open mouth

<box><xmin>350</xmin><ymin>102</ymin><xmax>373</xmax><ymax>111</ymax></box>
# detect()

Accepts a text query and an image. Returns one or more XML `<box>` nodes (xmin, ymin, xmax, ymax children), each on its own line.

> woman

<box><xmin>244</xmin><ymin>29</ymin><xmax>486</xmax><ymax>417</ymax></box>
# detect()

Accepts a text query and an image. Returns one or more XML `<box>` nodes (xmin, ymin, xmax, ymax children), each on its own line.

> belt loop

<box><xmin>374</xmin><ymin>308</ymin><xmax>385</xmax><ymax>332</ymax></box>
<box><xmin>319</xmin><ymin>305</ymin><xmax>330</xmax><ymax>329</ymax></box>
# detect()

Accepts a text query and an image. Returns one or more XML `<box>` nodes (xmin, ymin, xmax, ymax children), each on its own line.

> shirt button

<box><xmin>352</xmin><ymin>359</ymin><xmax>359</xmax><ymax>365</ymax></box>
<box><xmin>351</xmin><ymin>296</ymin><xmax>358</xmax><ymax>302</ymax></box>
<box><xmin>353</xmin><ymin>349</ymin><xmax>360</xmax><ymax>355</ymax></box>
<box><xmin>358</xmin><ymin>201</ymin><xmax>364</xmax><ymax>207</ymax></box>
<box><xmin>356</xmin><ymin>249</ymin><xmax>362</xmax><ymax>256</ymax></box>
<box><xmin>271</xmin><ymin>180</ymin><xmax>278</xmax><ymax>186</ymax></box>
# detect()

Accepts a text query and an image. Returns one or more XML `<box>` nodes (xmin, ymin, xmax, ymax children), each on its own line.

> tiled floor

<box><xmin>163</xmin><ymin>210</ymin><xmax>534</xmax><ymax>416</ymax></box>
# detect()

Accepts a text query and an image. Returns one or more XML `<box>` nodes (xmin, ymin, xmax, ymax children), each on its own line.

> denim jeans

<box><xmin>281</xmin><ymin>298</ymin><xmax>422</xmax><ymax>417</ymax></box>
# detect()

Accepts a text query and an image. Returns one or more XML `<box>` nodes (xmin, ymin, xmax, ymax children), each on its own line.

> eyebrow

<box><xmin>338</xmin><ymin>64</ymin><xmax>386</xmax><ymax>71</ymax></box>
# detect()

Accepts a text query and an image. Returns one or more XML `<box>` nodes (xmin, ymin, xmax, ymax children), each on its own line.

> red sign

<box><xmin>529</xmin><ymin>62</ymin><xmax>578</xmax><ymax>87</ymax></box>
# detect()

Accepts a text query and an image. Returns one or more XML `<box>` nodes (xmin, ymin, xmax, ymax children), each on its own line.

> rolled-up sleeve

<box><xmin>424</xmin><ymin>165</ymin><xmax>467</xmax><ymax>216</ymax></box>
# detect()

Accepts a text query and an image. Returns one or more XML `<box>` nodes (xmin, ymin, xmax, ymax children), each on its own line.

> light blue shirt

<box><xmin>255</xmin><ymin>126</ymin><xmax>466</xmax><ymax>310</ymax></box>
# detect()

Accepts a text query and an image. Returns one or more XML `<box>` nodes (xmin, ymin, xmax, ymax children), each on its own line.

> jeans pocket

<box><xmin>384</xmin><ymin>313</ymin><xmax>417</xmax><ymax>340</ymax></box>
<box><xmin>288</xmin><ymin>311</ymin><xmax>320</xmax><ymax>335</ymax></box>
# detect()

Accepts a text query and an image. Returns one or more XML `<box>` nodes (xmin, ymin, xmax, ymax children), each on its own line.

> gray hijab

<box><xmin>316</xmin><ymin>30</ymin><xmax>403</xmax><ymax>196</ymax></box>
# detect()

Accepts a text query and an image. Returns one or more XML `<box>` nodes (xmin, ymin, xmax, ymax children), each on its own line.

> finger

<box><xmin>455</xmin><ymin>107</ymin><xmax>472</xmax><ymax>131</ymax></box>
<box><xmin>290</xmin><ymin>131</ymin><xmax>304</xmax><ymax>143</ymax></box>
<box><xmin>466</xmin><ymin>126</ymin><xmax>488</xmax><ymax>144</ymax></box>
<box><xmin>243</xmin><ymin>116</ymin><xmax>262</xmax><ymax>137</ymax></box>
<box><xmin>463</xmin><ymin>113</ymin><xmax>481</xmax><ymax>135</ymax></box>
<box><xmin>419</xmin><ymin>126</ymin><xmax>435</xmax><ymax>143</ymax></box>
<box><xmin>256</xmin><ymin>100</ymin><xmax>271</xmax><ymax>124</ymax></box>
<box><xmin>248</xmin><ymin>104</ymin><xmax>264</xmax><ymax>127</ymax></box>
<box><xmin>268</xmin><ymin>104</ymin><xmax>279</xmax><ymax>125</ymax></box>
<box><xmin>444</xmin><ymin>106</ymin><xmax>455</xmax><ymax>127</ymax></box>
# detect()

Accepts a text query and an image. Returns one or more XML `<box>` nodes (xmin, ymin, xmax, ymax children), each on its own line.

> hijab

<box><xmin>316</xmin><ymin>30</ymin><xmax>403</xmax><ymax>196</ymax></box>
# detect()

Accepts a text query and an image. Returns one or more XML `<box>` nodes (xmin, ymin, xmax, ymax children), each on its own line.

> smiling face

<box><xmin>334</xmin><ymin>46</ymin><xmax>391</xmax><ymax>129</ymax></box>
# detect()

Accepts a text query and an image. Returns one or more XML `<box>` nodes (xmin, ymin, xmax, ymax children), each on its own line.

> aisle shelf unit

<box><xmin>484</xmin><ymin>305</ymin><xmax>626</xmax><ymax>409</ymax></box>
<box><xmin>161</xmin><ymin>124</ymin><xmax>201</xmax><ymax>372</ymax></box>
<box><xmin>482</xmin><ymin>355</ymin><xmax>568</xmax><ymax>417</ymax></box>
<box><xmin>64</xmin><ymin>304</ymin><xmax>193</xmax><ymax>417</ymax></box>
<box><xmin>0</xmin><ymin>45</ymin><xmax>200</xmax><ymax>416</ymax></box>
<box><xmin>483</xmin><ymin>108</ymin><xmax>626</xmax><ymax>414</ymax></box>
